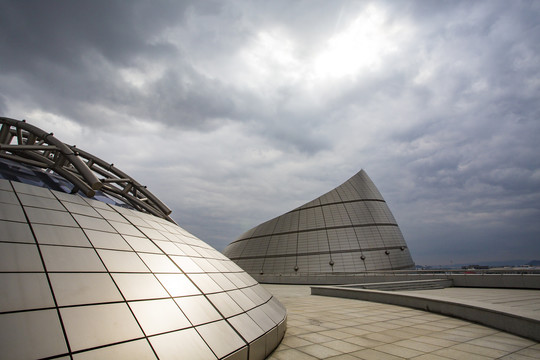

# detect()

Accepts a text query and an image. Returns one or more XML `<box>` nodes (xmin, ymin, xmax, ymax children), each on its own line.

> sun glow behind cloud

<box><xmin>236</xmin><ymin>4</ymin><xmax>408</xmax><ymax>90</ymax></box>
<box><xmin>312</xmin><ymin>5</ymin><xmax>403</xmax><ymax>80</ymax></box>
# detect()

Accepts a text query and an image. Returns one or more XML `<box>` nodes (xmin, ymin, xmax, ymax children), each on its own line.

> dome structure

<box><xmin>0</xmin><ymin>117</ymin><xmax>286</xmax><ymax>360</ymax></box>
<box><xmin>223</xmin><ymin>170</ymin><xmax>414</xmax><ymax>283</ymax></box>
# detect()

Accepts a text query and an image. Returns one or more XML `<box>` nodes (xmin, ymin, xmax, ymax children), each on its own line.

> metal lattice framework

<box><xmin>0</xmin><ymin>117</ymin><xmax>173</xmax><ymax>222</ymax></box>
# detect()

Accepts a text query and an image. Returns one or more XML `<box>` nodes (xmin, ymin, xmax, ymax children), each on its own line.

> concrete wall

<box><xmin>257</xmin><ymin>273</ymin><xmax>540</xmax><ymax>289</ymax></box>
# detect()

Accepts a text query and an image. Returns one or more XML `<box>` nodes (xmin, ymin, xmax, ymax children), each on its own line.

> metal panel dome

<box><xmin>0</xmin><ymin>117</ymin><xmax>286</xmax><ymax>360</ymax></box>
<box><xmin>223</xmin><ymin>170</ymin><xmax>415</xmax><ymax>283</ymax></box>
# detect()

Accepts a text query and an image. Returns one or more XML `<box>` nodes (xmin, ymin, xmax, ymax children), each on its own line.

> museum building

<box><xmin>0</xmin><ymin>117</ymin><xmax>286</xmax><ymax>360</ymax></box>
<box><xmin>224</xmin><ymin>169</ymin><xmax>415</xmax><ymax>283</ymax></box>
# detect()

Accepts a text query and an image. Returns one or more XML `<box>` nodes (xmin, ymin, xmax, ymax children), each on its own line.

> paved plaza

<box><xmin>264</xmin><ymin>285</ymin><xmax>540</xmax><ymax>360</ymax></box>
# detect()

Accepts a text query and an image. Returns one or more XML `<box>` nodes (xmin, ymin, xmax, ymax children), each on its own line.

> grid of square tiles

<box><xmin>266</xmin><ymin>284</ymin><xmax>540</xmax><ymax>360</ymax></box>
<box><xmin>0</xmin><ymin>179</ymin><xmax>286</xmax><ymax>360</ymax></box>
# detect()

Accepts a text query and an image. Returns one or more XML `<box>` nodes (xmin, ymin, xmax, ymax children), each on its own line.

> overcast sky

<box><xmin>1</xmin><ymin>0</ymin><xmax>539</xmax><ymax>266</ymax></box>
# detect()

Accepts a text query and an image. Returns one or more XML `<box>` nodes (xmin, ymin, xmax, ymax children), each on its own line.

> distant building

<box><xmin>0</xmin><ymin>117</ymin><xmax>286</xmax><ymax>360</ymax></box>
<box><xmin>223</xmin><ymin>169</ymin><xmax>415</xmax><ymax>283</ymax></box>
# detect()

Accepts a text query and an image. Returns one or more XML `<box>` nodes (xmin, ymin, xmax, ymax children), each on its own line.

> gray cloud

<box><xmin>1</xmin><ymin>0</ymin><xmax>539</xmax><ymax>266</ymax></box>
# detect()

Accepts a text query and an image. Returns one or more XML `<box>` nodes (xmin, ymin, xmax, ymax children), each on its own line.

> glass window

<box><xmin>0</xmin><ymin>243</ymin><xmax>43</xmax><ymax>271</ymax></box>
<box><xmin>139</xmin><ymin>253</ymin><xmax>181</xmax><ymax>273</ymax></box>
<box><xmin>73</xmin><ymin>339</ymin><xmax>156</xmax><ymax>360</ymax></box>
<box><xmin>129</xmin><ymin>298</ymin><xmax>191</xmax><ymax>335</ymax></box>
<box><xmin>0</xmin><ymin>220</ymin><xmax>35</xmax><ymax>243</ymax></box>
<box><xmin>60</xmin><ymin>303</ymin><xmax>143</xmax><ymax>351</ymax></box>
<box><xmin>33</xmin><ymin>224</ymin><xmax>91</xmax><ymax>247</ymax></box>
<box><xmin>155</xmin><ymin>274</ymin><xmax>200</xmax><ymax>297</ymax></box>
<box><xmin>0</xmin><ymin>310</ymin><xmax>67</xmax><ymax>359</ymax></box>
<box><xmin>84</xmin><ymin>229</ymin><xmax>131</xmax><ymax>250</ymax></box>
<box><xmin>174</xmin><ymin>295</ymin><xmax>222</xmax><ymax>325</ymax></box>
<box><xmin>49</xmin><ymin>273</ymin><xmax>123</xmax><ymax>306</ymax></box>
<box><xmin>112</xmin><ymin>273</ymin><xmax>169</xmax><ymax>300</ymax></box>
<box><xmin>0</xmin><ymin>273</ymin><xmax>54</xmax><ymax>312</ymax></box>
<box><xmin>97</xmin><ymin>249</ymin><xmax>149</xmax><ymax>273</ymax></box>
<box><xmin>41</xmin><ymin>245</ymin><xmax>106</xmax><ymax>272</ymax></box>
<box><xmin>149</xmin><ymin>328</ymin><xmax>216</xmax><ymax>360</ymax></box>
<box><xmin>196</xmin><ymin>320</ymin><xmax>246</xmax><ymax>359</ymax></box>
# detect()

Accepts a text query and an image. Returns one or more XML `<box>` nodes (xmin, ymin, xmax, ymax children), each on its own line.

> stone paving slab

<box><xmin>264</xmin><ymin>284</ymin><xmax>540</xmax><ymax>359</ymax></box>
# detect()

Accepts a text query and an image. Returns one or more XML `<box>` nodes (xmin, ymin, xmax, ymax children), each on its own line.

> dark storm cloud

<box><xmin>1</xmin><ymin>0</ymin><xmax>539</xmax><ymax>265</ymax></box>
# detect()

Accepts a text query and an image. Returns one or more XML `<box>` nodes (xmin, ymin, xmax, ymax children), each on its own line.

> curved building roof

<box><xmin>223</xmin><ymin>170</ymin><xmax>415</xmax><ymax>282</ymax></box>
<box><xmin>0</xmin><ymin>118</ymin><xmax>286</xmax><ymax>360</ymax></box>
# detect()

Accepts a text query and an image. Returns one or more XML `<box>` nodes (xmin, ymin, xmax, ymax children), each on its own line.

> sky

<box><xmin>1</xmin><ymin>0</ymin><xmax>539</xmax><ymax>266</ymax></box>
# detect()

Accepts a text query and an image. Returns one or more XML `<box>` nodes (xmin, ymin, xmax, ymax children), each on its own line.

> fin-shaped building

<box><xmin>0</xmin><ymin>117</ymin><xmax>286</xmax><ymax>360</ymax></box>
<box><xmin>223</xmin><ymin>170</ymin><xmax>415</xmax><ymax>283</ymax></box>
